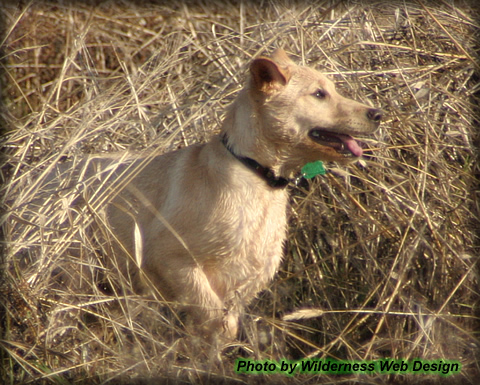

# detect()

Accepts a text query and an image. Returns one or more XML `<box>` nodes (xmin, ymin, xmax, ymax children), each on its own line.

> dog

<box><xmin>36</xmin><ymin>49</ymin><xmax>382</xmax><ymax>340</ymax></box>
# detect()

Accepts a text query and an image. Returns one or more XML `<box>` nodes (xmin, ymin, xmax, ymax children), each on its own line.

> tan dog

<box><xmin>39</xmin><ymin>49</ymin><xmax>382</xmax><ymax>340</ymax></box>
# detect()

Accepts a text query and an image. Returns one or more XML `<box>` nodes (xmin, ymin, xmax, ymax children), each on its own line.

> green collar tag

<box><xmin>301</xmin><ymin>161</ymin><xmax>326</xmax><ymax>179</ymax></box>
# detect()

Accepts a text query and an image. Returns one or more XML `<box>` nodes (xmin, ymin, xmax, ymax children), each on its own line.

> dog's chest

<box><xmin>204</xmin><ymin>185</ymin><xmax>289</xmax><ymax>299</ymax></box>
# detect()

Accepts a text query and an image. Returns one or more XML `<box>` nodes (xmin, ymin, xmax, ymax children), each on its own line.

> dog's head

<box><xmin>249</xmin><ymin>49</ymin><xmax>382</xmax><ymax>167</ymax></box>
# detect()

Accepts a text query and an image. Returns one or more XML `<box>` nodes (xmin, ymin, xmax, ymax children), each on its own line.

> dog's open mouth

<box><xmin>309</xmin><ymin>129</ymin><xmax>364</xmax><ymax>157</ymax></box>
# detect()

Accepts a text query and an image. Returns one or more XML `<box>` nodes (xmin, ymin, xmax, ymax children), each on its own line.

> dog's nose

<box><xmin>367</xmin><ymin>108</ymin><xmax>383</xmax><ymax>123</ymax></box>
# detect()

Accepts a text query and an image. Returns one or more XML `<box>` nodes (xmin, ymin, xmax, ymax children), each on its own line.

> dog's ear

<box><xmin>250</xmin><ymin>57</ymin><xmax>291</xmax><ymax>94</ymax></box>
<box><xmin>270</xmin><ymin>48</ymin><xmax>295</xmax><ymax>67</ymax></box>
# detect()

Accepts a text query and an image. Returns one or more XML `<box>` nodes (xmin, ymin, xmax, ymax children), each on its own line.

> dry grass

<box><xmin>1</xmin><ymin>0</ymin><xmax>479</xmax><ymax>384</ymax></box>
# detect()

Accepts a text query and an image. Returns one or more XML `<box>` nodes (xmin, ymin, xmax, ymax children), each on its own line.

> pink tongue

<box><xmin>339</xmin><ymin>135</ymin><xmax>363</xmax><ymax>157</ymax></box>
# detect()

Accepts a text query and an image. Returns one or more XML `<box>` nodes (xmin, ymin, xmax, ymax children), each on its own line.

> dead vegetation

<box><xmin>1</xmin><ymin>0</ymin><xmax>479</xmax><ymax>384</ymax></box>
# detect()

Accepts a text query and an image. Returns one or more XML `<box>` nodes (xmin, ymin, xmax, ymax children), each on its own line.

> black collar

<box><xmin>221</xmin><ymin>134</ymin><xmax>289</xmax><ymax>189</ymax></box>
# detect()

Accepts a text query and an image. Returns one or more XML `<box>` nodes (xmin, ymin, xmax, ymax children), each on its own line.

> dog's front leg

<box><xmin>179</xmin><ymin>265</ymin><xmax>238</xmax><ymax>340</ymax></box>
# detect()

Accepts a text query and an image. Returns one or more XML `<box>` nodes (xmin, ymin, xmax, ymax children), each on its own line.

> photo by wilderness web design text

<box><xmin>235</xmin><ymin>358</ymin><xmax>461</xmax><ymax>377</ymax></box>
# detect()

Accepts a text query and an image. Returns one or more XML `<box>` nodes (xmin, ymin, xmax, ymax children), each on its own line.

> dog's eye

<box><xmin>314</xmin><ymin>89</ymin><xmax>327</xmax><ymax>99</ymax></box>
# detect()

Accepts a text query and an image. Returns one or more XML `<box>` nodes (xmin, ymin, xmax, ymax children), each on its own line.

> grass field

<box><xmin>1</xmin><ymin>1</ymin><xmax>479</xmax><ymax>384</ymax></box>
